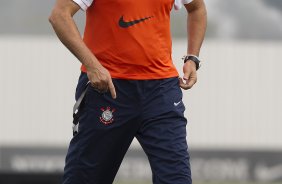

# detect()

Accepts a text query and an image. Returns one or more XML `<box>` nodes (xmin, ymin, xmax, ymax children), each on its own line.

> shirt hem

<box><xmin>81</xmin><ymin>67</ymin><xmax>179</xmax><ymax>80</ymax></box>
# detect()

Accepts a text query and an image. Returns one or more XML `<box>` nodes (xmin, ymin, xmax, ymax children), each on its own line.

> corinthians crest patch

<box><xmin>100</xmin><ymin>107</ymin><xmax>116</xmax><ymax>125</ymax></box>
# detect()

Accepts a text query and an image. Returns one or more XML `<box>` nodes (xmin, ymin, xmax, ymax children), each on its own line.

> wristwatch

<box><xmin>183</xmin><ymin>55</ymin><xmax>201</xmax><ymax>70</ymax></box>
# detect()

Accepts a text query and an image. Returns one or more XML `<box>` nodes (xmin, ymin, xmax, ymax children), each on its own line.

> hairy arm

<box><xmin>49</xmin><ymin>0</ymin><xmax>116</xmax><ymax>98</ymax></box>
<box><xmin>180</xmin><ymin>0</ymin><xmax>207</xmax><ymax>90</ymax></box>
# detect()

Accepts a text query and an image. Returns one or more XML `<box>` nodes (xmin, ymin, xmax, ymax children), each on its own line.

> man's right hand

<box><xmin>49</xmin><ymin>0</ymin><xmax>116</xmax><ymax>99</ymax></box>
<box><xmin>86</xmin><ymin>64</ymin><xmax>117</xmax><ymax>99</ymax></box>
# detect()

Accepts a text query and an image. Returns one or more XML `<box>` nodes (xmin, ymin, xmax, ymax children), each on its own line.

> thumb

<box><xmin>183</xmin><ymin>71</ymin><xmax>190</xmax><ymax>81</ymax></box>
<box><xmin>179</xmin><ymin>77</ymin><xmax>185</xmax><ymax>85</ymax></box>
<box><xmin>186</xmin><ymin>73</ymin><xmax>197</xmax><ymax>89</ymax></box>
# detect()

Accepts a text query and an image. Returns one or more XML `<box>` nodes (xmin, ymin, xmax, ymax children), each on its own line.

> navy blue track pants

<box><xmin>62</xmin><ymin>72</ymin><xmax>192</xmax><ymax>184</ymax></box>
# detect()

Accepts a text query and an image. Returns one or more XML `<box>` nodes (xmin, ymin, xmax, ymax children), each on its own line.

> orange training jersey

<box><xmin>80</xmin><ymin>0</ymin><xmax>179</xmax><ymax>80</ymax></box>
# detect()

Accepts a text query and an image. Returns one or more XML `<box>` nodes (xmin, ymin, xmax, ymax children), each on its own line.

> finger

<box><xmin>179</xmin><ymin>78</ymin><xmax>190</xmax><ymax>90</ymax></box>
<box><xmin>179</xmin><ymin>77</ymin><xmax>184</xmax><ymax>85</ymax></box>
<box><xmin>98</xmin><ymin>86</ymin><xmax>109</xmax><ymax>93</ymax></box>
<box><xmin>183</xmin><ymin>70</ymin><xmax>191</xmax><ymax>81</ymax></box>
<box><xmin>108</xmin><ymin>80</ymin><xmax>117</xmax><ymax>99</ymax></box>
<box><xmin>90</xmin><ymin>82</ymin><xmax>105</xmax><ymax>93</ymax></box>
<box><xmin>187</xmin><ymin>76</ymin><xmax>197</xmax><ymax>89</ymax></box>
<box><xmin>180</xmin><ymin>83</ymin><xmax>190</xmax><ymax>90</ymax></box>
<box><xmin>179</xmin><ymin>77</ymin><xmax>186</xmax><ymax>86</ymax></box>
<box><xmin>98</xmin><ymin>79</ymin><xmax>106</xmax><ymax>89</ymax></box>
<box><xmin>91</xmin><ymin>82</ymin><xmax>98</xmax><ymax>88</ymax></box>
<box><xmin>98</xmin><ymin>83</ymin><xmax>108</xmax><ymax>92</ymax></box>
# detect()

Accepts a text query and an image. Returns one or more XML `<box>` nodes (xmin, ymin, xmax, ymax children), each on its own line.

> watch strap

<box><xmin>183</xmin><ymin>55</ymin><xmax>201</xmax><ymax>70</ymax></box>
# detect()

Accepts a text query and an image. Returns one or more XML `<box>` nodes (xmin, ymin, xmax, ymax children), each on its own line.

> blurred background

<box><xmin>0</xmin><ymin>0</ymin><xmax>282</xmax><ymax>184</ymax></box>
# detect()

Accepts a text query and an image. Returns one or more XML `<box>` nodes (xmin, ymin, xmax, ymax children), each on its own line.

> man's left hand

<box><xmin>179</xmin><ymin>61</ymin><xmax>197</xmax><ymax>90</ymax></box>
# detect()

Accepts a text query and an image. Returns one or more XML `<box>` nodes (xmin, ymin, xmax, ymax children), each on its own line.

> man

<box><xmin>49</xmin><ymin>0</ymin><xmax>206</xmax><ymax>183</ymax></box>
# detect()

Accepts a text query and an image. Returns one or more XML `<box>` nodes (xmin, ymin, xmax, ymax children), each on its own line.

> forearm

<box><xmin>49</xmin><ymin>3</ymin><xmax>100</xmax><ymax>69</ymax></box>
<box><xmin>186</xmin><ymin>1</ymin><xmax>207</xmax><ymax>56</ymax></box>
